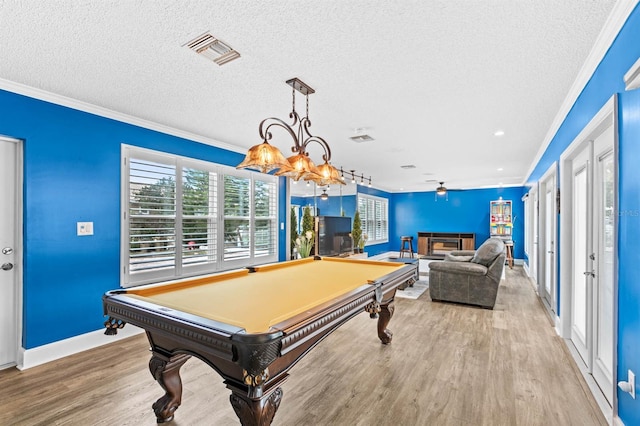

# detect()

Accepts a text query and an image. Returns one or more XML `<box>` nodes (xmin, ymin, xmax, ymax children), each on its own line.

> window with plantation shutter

<box><xmin>128</xmin><ymin>157</ymin><xmax>177</xmax><ymax>276</ymax></box>
<box><xmin>122</xmin><ymin>146</ymin><xmax>278</xmax><ymax>286</ymax></box>
<box><xmin>223</xmin><ymin>175</ymin><xmax>251</xmax><ymax>262</ymax></box>
<box><xmin>357</xmin><ymin>194</ymin><xmax>389</xmax><ymax>245</ymax></box>
<box><xmin>254</xmin><ymin>179</ymin><xmax>278</xmax><ymax>258</ymax></box>
<box><xmin>181</xmin><ymin>165</ymin><xmax>217</xmax><ymax>271</ymax></box>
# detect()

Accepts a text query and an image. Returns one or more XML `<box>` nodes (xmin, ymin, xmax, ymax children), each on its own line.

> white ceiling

<box><xmin>0</xmin><ymin>1</ymin><xmax>618</xmax><ymax>196</ymax></box>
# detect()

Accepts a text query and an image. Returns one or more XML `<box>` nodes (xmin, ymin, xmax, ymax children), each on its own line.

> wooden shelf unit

<box><xmin>417</xmin><ymin>232</ymin><xmax>475</xmax><ymax>259</ymax></box>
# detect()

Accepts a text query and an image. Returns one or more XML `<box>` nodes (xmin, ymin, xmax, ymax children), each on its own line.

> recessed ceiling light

<box><xmin>497</xmin><ymin>167</ymin><xmax>504</xmax><ymax>171</ymax></box>
<box><xmin>494</xmin><ymin>130</ymin><xmax>505</xmax><ymax>136</ymax></box>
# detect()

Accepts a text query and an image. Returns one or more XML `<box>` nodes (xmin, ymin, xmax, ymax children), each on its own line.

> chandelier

<box><xmin>237</xmin><ymin>78</ymin><xmax>345</xmax><ymax>186</ymax></box>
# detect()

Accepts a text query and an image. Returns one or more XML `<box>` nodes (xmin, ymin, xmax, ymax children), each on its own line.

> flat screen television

<box><xmin>314</xmin><ymin>216</ymin><xmax>352</xmax><ymax>257</ymax></box>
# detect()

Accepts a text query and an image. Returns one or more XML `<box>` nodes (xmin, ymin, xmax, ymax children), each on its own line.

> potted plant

<box><xmin>297</xmin><ymin>206</ymin><xmax>315</xmax><ymax>257</ymax></box>
<box><xmin>359</xmin><ymin>233</ymin><xmax>368</xmax><ymax>253</ymax></box>
<box><xmin>296</xmin><ymin>230</ymin><xmax>314</xmax><ymax>258</ymax></box>
<box><xmin>352</xmin><ymin>211</ymin><xmax>362</xmax><ymax>253</ymax></box>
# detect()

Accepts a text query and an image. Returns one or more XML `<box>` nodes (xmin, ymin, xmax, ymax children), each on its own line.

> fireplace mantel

<box><xmin>417</xmin><ymin>232</ymin><xmax>475</xmax><ymax>259</ymax></box>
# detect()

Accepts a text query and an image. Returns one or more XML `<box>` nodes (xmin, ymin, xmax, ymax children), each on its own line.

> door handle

<box><xmin>583</xmin><ymin>270</ymin><xmax>596</xmax><ymax>278</ymax></box>
<box><xmin>2</xmin><ymin>247</ymin><xmax>13</xmax><ymax>255</ymax></box>
<box><xmin>1</xmin><ymin>262</ymin><xmax>13</xmax><ymax>271</ymax></box>
<box><xmin>547</xmin><ymin>251</ymin><xmax>554</xmax><ymax>254</ymax></box>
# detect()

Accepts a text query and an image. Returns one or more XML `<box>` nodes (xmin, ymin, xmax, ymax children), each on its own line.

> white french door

<box><xmin>539</xmin><ymin>166</ymin><xmax>557</xmax><ymax>313</ymax></box>
<box><xmin>0</xmin><ymin>136</ymin><xmax>20</xmax><ymax>369</ymax></box>
<box><xmin>592</xmin><ymin>130</ymin><xmax>615</xmax><ymax>404</ymax></box>
<box><xmin>561</xmin><ymin>98</ymin><xmax>615</xmax><ymax>407</ymax></box>
<box><xmin>570</xmin><ymin>148</ymin><xmax>590</xmax><ymax>364</ymax></box>
<box><xmin>531</xmin><ymin>188</ymin><xmax>538</xmax><ymax>285</ymax></box>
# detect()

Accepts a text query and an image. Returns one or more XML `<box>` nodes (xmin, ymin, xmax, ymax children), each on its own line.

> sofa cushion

<box><xmin>471</xmin><ymin>238</ymin><xmax>505</xmax><ymax>267</ymax></box>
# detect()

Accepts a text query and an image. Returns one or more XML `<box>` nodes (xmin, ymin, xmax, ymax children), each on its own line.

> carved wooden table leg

<box><xmin>377</xmin><ymin>300</ymin><xmax>395</xmax><ymax>344</ymax></box>
<box><xmin>227</xmin><ymin>382</ymin><xmax>284</xmax><ymax>426</ymax></box>
<box><xmin>149</xmin><ymin>353</ymin><xmax>190</xmax><ymax>423</ymax></box>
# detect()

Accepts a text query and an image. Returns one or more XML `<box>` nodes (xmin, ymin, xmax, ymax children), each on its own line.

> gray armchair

<box><xmin>428</xmin><ymin>238</ymin><xmax>506</xmax><ymax>309</ymax></box>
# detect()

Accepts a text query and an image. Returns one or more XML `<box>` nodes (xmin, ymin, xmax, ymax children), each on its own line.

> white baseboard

<box><xmin>564</xmin><ymin>339</ymin><xmax>614</xmax><ymax>424</ymax></box>
<box><xmin>18</xmin><ymin>325</ymin><xmax>144</xmax><ymax>370</ymax></box>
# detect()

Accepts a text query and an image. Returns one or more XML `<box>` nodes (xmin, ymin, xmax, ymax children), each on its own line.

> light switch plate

<box><xmin>77</xmin><ymin>222</ymin><xmax>94</xmax><ymax>236</ymax></box>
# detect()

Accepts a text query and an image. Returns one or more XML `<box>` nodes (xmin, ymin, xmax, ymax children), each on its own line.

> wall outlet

<box><xmin>619</xmin><ymin>369</ymin><xmax>636</xmax><ymax>399</ymax></box>
<box><xmin>77</xmin><ymin>222</ymin><xmax>94</xmax><ymax>236</ymax></box>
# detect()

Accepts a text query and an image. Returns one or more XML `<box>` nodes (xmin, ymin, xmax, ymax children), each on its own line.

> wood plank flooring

<box><xmin>0</xmin><ymin>267</ymin><xmax>607</xmax><ymax>425</ymax></box>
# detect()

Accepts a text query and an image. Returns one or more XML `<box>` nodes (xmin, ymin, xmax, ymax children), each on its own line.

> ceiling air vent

<box><xmin>400</xmin><ymin>165</ymin><xmax>416</xmax><ymax>169</ymax></box>
<box><xmin>349</xmin><ymin>134</ymin><xmax>374</xmax><ymax>143</ymax></box>
<box><xmin>185</xmin><ymin>32</ymin><xmax>240</xmax><ymax>66</ymax></box>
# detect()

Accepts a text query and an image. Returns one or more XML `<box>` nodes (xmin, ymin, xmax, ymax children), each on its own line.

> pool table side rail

<box><xmin>102</xmin><ymin>292</ymin><xmax>265</xmax><ymax>363</ymax></box>
<box><xmin>277</xmin><ymin>263</ymin><xmax>417</xmax><ymax>356</ymax></box>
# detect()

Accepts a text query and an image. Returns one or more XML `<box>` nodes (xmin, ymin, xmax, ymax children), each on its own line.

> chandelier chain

<box><xmin>292</xmin><ymin>86</ymin><xmax>296</xmax><ymax>114</ymax></box>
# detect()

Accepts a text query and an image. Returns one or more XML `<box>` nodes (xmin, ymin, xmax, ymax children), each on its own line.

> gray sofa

<box><xmin>428</xmin><ymin>238</ymin><xmax>506</xmax><ymax>309</ymax></box>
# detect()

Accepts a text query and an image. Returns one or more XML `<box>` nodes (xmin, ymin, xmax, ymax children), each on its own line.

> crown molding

<box><xmin>524</xmin><ymin>0</ymin><xmax>640</xmax><ymax>184</ymax></box>
<box><xmin>624</xmin><ymin>55</ymin><xmax>640</xmax><ymax>90</ymax></box>
<box><xmin>0</xmin><ymin>77</ymin><xmax>245</xmax><ymax>154</ymax></box>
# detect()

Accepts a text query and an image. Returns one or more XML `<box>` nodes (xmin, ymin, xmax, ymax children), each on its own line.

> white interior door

<box><xmin>0</xmin><ymin>137</ymin><xmax>18</xmax><ymax>369</ymax></box>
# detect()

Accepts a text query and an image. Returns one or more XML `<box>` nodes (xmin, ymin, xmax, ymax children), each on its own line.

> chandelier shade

<box><xmin>312</xmin><ymin>161</ymin><xmax>345</xmax><ymax>186</ymax></box>
<box><xmin>274</xmin><ymin>152</ymin><xmax>322</xmax><ymax>181</ymax></box>
<box><xmin>236</xmin><ymin>141</ymin><xmax>289</xmax><ymax>173</ymax></box>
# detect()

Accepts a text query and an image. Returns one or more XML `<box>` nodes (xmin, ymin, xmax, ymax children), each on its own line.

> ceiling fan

<box><xmin>433</xmin><ymin>181</ymin><xmax>463</xmax><ymax>201</ymax></box>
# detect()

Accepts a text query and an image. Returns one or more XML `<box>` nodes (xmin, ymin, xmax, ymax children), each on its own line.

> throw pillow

<box><xmin>471</xmin><ymin>238</ymin><xmax>504</xmax><ymax>266</ymax></box>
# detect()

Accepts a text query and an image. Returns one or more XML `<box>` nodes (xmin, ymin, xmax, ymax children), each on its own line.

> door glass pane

<box><xmin>572</xmin><ymin>168</ymin><xmax>588</xmax><ymax>340</ymax></box>
<box><xmin>597</xmin><ymin>153</ymin><xmax>614</xmax><ymax>370</ymax></box>
<box><xmin>545</xmin><ymin>189</ymin><xmax>553</xmax><ymax>294</ymax></box>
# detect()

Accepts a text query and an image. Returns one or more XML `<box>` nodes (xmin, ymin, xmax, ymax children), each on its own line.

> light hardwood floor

<box><xmin>0</xmin><ymin>267</ymin><xmax>607</xmax><ymax>426</ymax></box>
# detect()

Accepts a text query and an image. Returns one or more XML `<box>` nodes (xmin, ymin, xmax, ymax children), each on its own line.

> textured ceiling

<box><xmin>0</xmin><ymin>1</ymin><xmax>618</xmax><ymax>196</ymax></box>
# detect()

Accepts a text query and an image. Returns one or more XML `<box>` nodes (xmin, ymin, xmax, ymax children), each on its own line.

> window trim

<box><xmin>357</xmin><ymin>193</ymin><xmax>389</xmax><ymax>246</ymax></box>
<box><xmin>121</xmin><ymin>145</ymin><xmax>278</xmax><ymax>287</ymax></box>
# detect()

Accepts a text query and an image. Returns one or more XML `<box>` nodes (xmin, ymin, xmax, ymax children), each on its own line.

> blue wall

<box><xmin>616</xmin><ymin>89</ymin><xmax>640</xmax><ymax>424</ymax></box>
<box><xmin>1</xmin><ymin>89</ymin><xmax>288</xmax><ymax>349</ymax></box>
<box><xmin>524</xmin><ymin>4</ymin><xmax>640</xmax><ymax>424</ymax></box>
<box><xmin>297</xmin><ymin>187</ymin><xmax>526</xmax><ymax>259</ymax></box>
<box><xmin>392</xmin><ymin>187</ymin><xmax>525</xmax><ymax>258</ymax></box>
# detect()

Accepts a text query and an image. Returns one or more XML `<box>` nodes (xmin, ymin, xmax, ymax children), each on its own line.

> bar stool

<box><xmin>399</xmin><ymin>236</ymin><xmax>415</xmax><ymax>258</ymax></box>
<box><xmin>504</xmin><ymin>240</ymin><xmax>514</xmax><ymax>269</ymax></box>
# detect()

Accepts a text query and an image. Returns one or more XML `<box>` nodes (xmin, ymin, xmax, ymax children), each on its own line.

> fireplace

<box><xmin>417</xmin><ymin>232</ymin><xmax>475</xmax><ymax>259</ymax></box>
<box><xmin>429</xmin><ymin>238</ymin><xmax>459</xmax><ymax>256</ymax></box>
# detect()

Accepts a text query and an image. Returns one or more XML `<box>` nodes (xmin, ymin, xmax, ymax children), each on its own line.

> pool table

<box><xmin>103</xmin><ymin>256</ymin><xmax>416</xmax><ymax>425</ymax></box>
